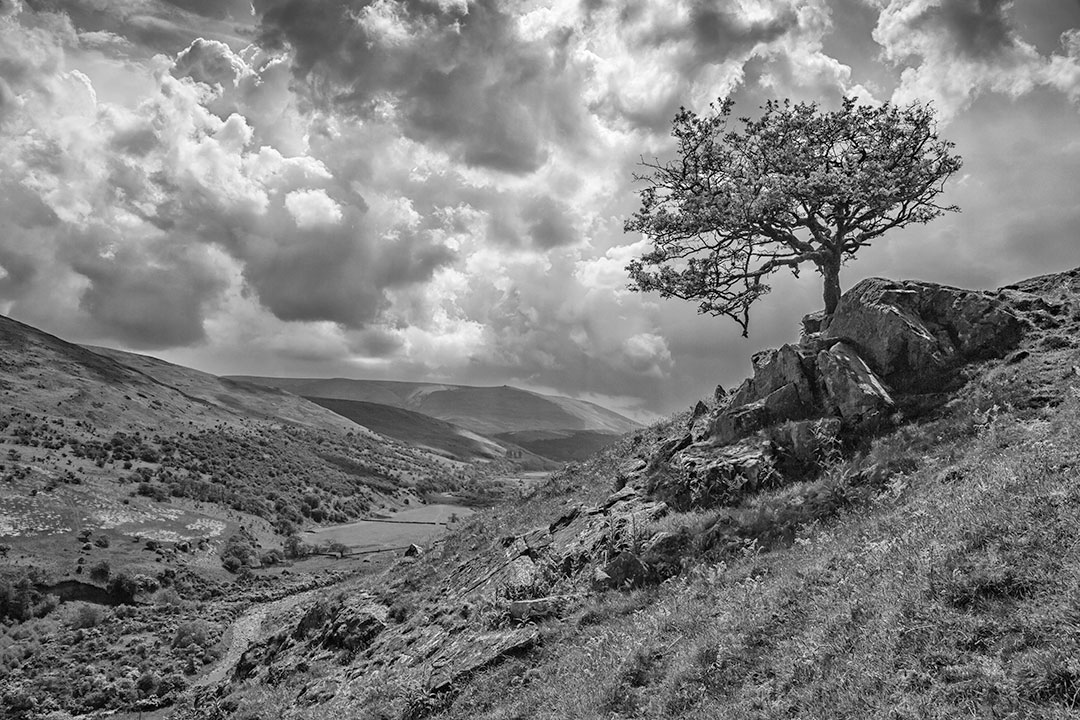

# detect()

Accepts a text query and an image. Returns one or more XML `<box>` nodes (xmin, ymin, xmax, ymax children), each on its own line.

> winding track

<box><xmin>194</xmin><ymin>588</ymin><xmax>323</xmax><ymax>687</ymax></box>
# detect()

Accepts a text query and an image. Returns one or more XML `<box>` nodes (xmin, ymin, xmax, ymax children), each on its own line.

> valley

<box><xmin>4</xmin><ymin>268</ymin><xmax>1080</xmax><ymax>720</ymax></box>
<box><xmin>0</xmin><ymin>314</ymin><xmax>617</xmax><ymax>718</ymax></box>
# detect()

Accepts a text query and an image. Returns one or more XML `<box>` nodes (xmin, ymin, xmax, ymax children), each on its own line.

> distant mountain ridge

<box><xmin>229</xmin><ymin>376</ymin><xmax>641</xmax><ymax>437</ymax></box>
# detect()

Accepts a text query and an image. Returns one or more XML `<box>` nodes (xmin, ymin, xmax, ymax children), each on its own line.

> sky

<box><xmin>1</xmin><ymin>0</ymin><xmax>1079</xmax><ymax>422</ymax></box>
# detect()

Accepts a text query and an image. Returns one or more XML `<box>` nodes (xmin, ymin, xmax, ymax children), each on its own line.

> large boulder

<box><xmin>823</xmin><ymin>278</ymin><xmax>1024</xmax><ymax>392</ymax></box>
<box><xmin>659</xmin><ymin>439</ymin><xmax>777</xmax><ymax>510</ymax></box>
<box><xmin>817</xmin><ymin>342</ymin><xmax>895</xmax><ymax>423</ymax></box>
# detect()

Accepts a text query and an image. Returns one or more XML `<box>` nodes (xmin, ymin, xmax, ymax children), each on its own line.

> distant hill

<box><xmin>494</xmin><ymin>429</ymin><xmax>635</xmax><ymax>463</ymax></box>
<box><xmin>85</xmin><ymin>346</ymin><xmax>360</xmax><ymax>435</ymax></box>
<box><xmin>304</xmin><ymin>396</ymin><xmax>557</xmax><ymax>469</ymax></box>
<box><xmin>228</xmin><ymin>376</ymin><xmax>640</xmax><ymax>436</ymax></box>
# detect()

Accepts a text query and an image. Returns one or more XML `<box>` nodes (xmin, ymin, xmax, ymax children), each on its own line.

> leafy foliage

<box><xmin>626</xmin><ymin>97</ymin><xmax>963</xmax><ymax>332</ymax></box>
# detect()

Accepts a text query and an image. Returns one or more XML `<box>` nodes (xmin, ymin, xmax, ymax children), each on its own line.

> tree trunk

<box><xmin>821</xmin><ymin>256</ymin><xmax>842</xmax><ymax>316</ymax></box>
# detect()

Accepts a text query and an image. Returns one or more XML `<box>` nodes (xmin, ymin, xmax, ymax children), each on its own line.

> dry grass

<box><xmin>431</xmin><ymin>390</ymin><xmax>1080</xmax><ymax>719</ymax></box>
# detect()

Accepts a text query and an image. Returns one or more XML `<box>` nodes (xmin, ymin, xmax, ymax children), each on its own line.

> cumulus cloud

<box><xmin>873</xmin><ymin>0</ymin><xmax>1051</xmax><ymax>115</ymax></box>
<box><xmin>4</xmin><ymin>0</ymin><xmax>1080</xmax><ymax>418</ymax></box>
<box><xmin>0</xmin><ymin>3</ymin><xmax>458</xmax><ymax>346</ymax></box>
<box><xmin>284</xmin><ymin>189</ymin><xmax>343</xmax><ymax>228</ymax></box>
<box><xmin>254</xmin><ymin>0</ymin><xmax>590</xmax><ymax>174</ymax></box>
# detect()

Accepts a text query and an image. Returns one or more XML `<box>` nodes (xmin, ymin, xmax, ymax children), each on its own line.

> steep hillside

<box><xmin>230</xmin><ymin>377</ymin><xmax>640</xmax><ymax>436</ymax></box>
<box><xmin>0</xmin><ymin>316</ymin><xmax>512</xmax><ymax>718</ymax></box>
<box><xmin>168</xmin><ymin>268</ymin><xmax>1080</xmax><ymax>720</ymax></box>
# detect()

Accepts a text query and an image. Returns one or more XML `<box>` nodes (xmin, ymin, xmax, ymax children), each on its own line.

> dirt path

<box><xmin>195</xmin><ymin>588</ymin><xmax>323</xmax><ymax>688</ymax></box>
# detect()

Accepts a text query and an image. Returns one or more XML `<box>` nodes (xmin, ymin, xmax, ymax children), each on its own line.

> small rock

<box><xmin>801</xmin><ymin>310</ymin><xmax>826</xmax><ymax>336</ymax></box>
<box><xmin>404</xmin><ymin>544</ymin><xmax>423</xmax><ymax>557</ymax></box>
<box><xmin>508</xmin><ymin>596</ymin><xmax>560</xmax><ymax>621</ymax></box>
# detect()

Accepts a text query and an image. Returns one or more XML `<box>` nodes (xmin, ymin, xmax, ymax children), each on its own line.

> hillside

<box><xmin>0</xmin><ymin>314</ymin><xmax>525</xmax><ymax>717</ymax></box>
<box><xmin>158</xmin><ymin>267</ymin><xmax>1080</xmax><ymax>720</ymax></box>
<box><xmin>229</xmin><ymin>376</ymin><xmax>640</xmax><ymax>436</ymax></box>
<box><xmin>305</xmin><ymin>396</ymin><xmax>556</xmax><ymax>470</ymax></box>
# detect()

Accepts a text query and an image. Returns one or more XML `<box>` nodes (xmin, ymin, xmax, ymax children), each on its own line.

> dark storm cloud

<box><xmin>204</xmin><ymin>202</ymin><xmax>456</xmax><ymax>329</ymax></box>
<box><xmin>485</xmin><ymin>194</ymin><xmax>580</xmax><ymax>250</ymax></box>
<box><xmin>25</xmin><ymin>0</ymin><xmax>252</xmax><ymax>54</ymax></box>
<box><xmin>253</xmin><ymin>0</ymin><xmax>586</xmax><ymax>174</ymax></box>
<box><xmin>348</xmin><ymin>327</ymin><xmax>406</xmax><ymax>358</ymax></box>
<box><xmin>584</xmin><ymin>0</ymin><xmax>803</xmax><ymax>132</ymax></box>
<box><xmin>639</xmin><ymin>0</ymin><xmax>799</xmax><ymax>68</ymax></box>
<box><xmin>66</xmin><ymin>237</ymin><xmax>225</xmax><ymax>349</ymax></box>
<box><xmin>522</xmin><ymin>195</ymin><xmax>578</xmax><ymax>250</ymax></box>
<box><xmin>159</xmin><ymin>0</ymin><xmax>252</xmax><ymax>21</ymax></box>
<box><xmin>912</xmin><ymin>0</ymin><xmax>1021</xmax><ymax>59</ymax></box>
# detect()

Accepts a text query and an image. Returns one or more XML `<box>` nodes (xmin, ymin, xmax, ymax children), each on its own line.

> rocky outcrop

<box><xmin>822</xmin><ymin>278</ymin><xmax>1024</xmax><ymax>392</ymax></box>
<box><xmin>638</xmin><ymin>277</ymin><xmax>1026</xmax><ymax>515</ymax></box>
<box><xmin>655</xmin><ymin>439</ymin><xmax>776</xmax><ymax>511</ymax></box>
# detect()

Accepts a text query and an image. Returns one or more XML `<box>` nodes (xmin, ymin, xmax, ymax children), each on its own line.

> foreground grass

<box><xmin>436</xmin><ymin>394</ymin><xmax>1080</xmax><ymax>720</ymax></box>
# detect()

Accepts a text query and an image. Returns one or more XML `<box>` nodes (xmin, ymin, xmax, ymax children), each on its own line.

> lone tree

<box><xmin>625</xmin><ymin>97</ymin><xmax>963</xmax><ymax>335</ymax></box>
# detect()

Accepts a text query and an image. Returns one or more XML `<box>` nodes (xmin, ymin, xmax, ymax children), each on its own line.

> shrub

<box><xmin>173</xmin><ymin>620</ymin><xmax>213</xmax><ymax>651</ymax></box>
<box><xmin>89</xmin><ymin>560</ymin><xmax>111</xmax><ymax>582</ymax></box>
<box><xmin>71</xmin><ymin>604</ymin><xmax>105</xmax><ymax>629</ymax></box>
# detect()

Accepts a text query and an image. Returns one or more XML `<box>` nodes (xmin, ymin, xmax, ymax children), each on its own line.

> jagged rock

<box><xmin>817</xmin><ymin>342</ymin><xmax>895</xmax><ymax>423</ymax></box>
<box><xmin>823</xmin><ymin>278</ymin><xmax>1024</xmax><ymax>391</ymax></box>
<box><xmin>709</xmin><ymin>382</ymin><xmax>812</xmax><ymax>446</ymax></box>
<box><xmin>705</xmin><ymin>343</ymin><xmax>820</xmax><ymax>446</ymax></box>
<box><xmin>688</xmin><ymin>400</ymin><xmax>709</xmax><ymax>428</ymax></box>
<box><xmin>237</xmin><ymin>596</ymin><xmax>388</xmax><ymax>680</ymax></box>
<box><xmin>592</xmin><ymin>551</ymin><xmax>651</xmax><ymax>591</ymax></box>
<box><xmin>729</xmin><ymin>344</ymin><xmax>815</xmax><ymax>410</ymax></box>
<box><xmin>659</xmin><ymin>439</ymin><xmax>776</xmax><ymax>510</ymax></box>
<box><xmin>315</xmin><ymin>599</ymin><xmax>388</xmax><ymax>653</ymax></box>
<box><xmin>688</xmin><ymin>401</ymin><xmax>714</xmax><ymax>442</ymax></box>
<box><xmin>522</xmin><ymin>527</ymin><xmax>552</xmax><ymax>553</ymax></box>
<box><xmin>709</xmin><ymin>401</ymin><xmax>768</xmax><ymax>446</ymax></box>
<box><xmin>424</xmin><ymin>627</ymin><xmax>540</xmax><ymax>692</ymax></box>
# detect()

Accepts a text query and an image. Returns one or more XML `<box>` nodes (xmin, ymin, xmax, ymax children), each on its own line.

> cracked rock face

<box><xmin>822</xmin><ymin>277</ymin><xmax>1024</xmax><ymax>392</ymax></box>
<box><xmin>817</xmin><ymin>341</ymin><xmax>895</xmax><ymax>422</ymax></box>
<box><xmin>646</xmin><ymin>276</ymin><xmax>1028</xmax><ymax>514</ymax></box>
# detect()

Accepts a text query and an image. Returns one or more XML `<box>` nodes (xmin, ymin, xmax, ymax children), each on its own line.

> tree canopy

<box><xmin>625</xmin><ymin>97</ymin><xmax>963</xmax><ymax>335</ymax></box>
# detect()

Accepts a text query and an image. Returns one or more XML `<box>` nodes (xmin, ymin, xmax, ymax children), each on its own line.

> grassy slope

<box><xmin>425</xmin><ymin>397</ymin><xmax>1080</xmax><ymax>719</ymax></box>
<box><xmin>494</xmin><ymin>429</ymin><xmax>626</xmax><ymax>462</ymax></box>
<box><xmin>86</xmin><ymin>347</ymin><xmax>359</xmax><ymax>435</ymax></box>
<box><xmin>203</xmin><ymin>272</ymin><xmax>1080</xmax><ymax>720</ymax></box>
<box><xmin>303</xmin><ymin>396</ymin><xmax>504</xmax><ymax>461</ymax></box>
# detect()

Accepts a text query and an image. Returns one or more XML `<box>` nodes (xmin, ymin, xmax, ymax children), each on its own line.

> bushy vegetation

<box><xmin>0</xmin><ymin>407</ymin><xmax>498</xmax><ymax>536</ymax></box>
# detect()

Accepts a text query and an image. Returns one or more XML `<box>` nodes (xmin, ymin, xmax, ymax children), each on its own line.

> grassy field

<box><xmin>303</xmin><ymin>504</ymin><xmax>474</xmax><ymax>554</ymax></box>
